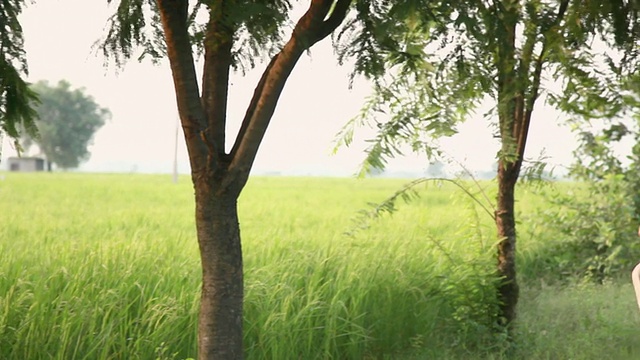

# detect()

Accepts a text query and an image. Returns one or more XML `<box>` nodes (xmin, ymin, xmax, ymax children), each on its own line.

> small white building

<box><xmin>7</xmin><ymin>157</ymin><xmax>47</xmax><ymax>172</ymax></box>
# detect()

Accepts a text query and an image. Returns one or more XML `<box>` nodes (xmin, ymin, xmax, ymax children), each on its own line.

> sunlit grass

<box><xmin>0</xmin><ymin>173</ymin><xmax>638</xmax><ymax>359</ymax></box>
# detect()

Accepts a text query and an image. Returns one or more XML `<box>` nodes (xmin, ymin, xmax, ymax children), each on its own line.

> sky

<box><xmin>0</xmin><ymin>0</ymin><xmax>580</xmax><ymax>177</ymax></box>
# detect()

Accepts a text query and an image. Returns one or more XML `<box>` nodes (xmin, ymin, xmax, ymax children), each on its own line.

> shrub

<box><xmin>525</xmin><ymin>174</ymin><xmax>640</xmax><ymax>283</ymax></box>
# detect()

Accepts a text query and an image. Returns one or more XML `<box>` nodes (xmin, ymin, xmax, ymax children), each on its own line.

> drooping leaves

<box><xmin>0</xmin><ymin>0</ymin><xmax>39</xmax><ymax>152</ymax></box>
<box><xmin>100</xmin><ymin>0</ymin><xmax>294</xmax><ymax>71</ymax></box>
<box><xmin>335</xmin><ymin>0</ymin><xmax>640</xmax><ymax>176</ymax></box>
<box><xmin>335</xmin><ymin>0</ymin><xmax>452</xmax><ymax>84</ymax></box>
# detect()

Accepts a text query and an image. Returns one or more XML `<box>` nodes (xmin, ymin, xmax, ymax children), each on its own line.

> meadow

<box><xmin>0</xmin><ymin>172</ymin><xmax>639</xmax><ymax>359</ymax></box>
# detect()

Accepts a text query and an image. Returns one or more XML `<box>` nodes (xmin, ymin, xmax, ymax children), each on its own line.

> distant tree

<box><xmin>23</xmin><ymin>80</ymin><xmax>109</xmax><ymax>170</ymax></box>
<box><xmin>0</xmin><ymin>0</ymin><xmax>39</xmax><ymax>153</ymax></box>
<box><xmin>336</xmin><ymin>0</ymin><xmax>640</xmax><ymax>330</ymax></box>
<box><xmin>425</xmin><ymin>160</ymin><xmax>445</xmax><ymax>178</ymax></box>
<box><xmin>100</xmin><ymin>1</ymin><xmax>352</xmax><ymax>358</ymax></box>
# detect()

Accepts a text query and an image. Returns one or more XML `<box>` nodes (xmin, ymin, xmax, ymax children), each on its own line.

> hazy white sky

<box><xmin>0</xmin><ymin>0</ymin><xmax>579</xmax><ymax>177</ymax></box>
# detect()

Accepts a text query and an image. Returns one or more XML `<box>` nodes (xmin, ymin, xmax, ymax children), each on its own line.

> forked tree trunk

<box><xmin>194</xmin><ymin>184</ymin><xmax>243</xmax><ymax>358</ymax></box>
<box><xmin>481</xmin><ymin>0</ymin><xmax>569</xmax><ymax>334</ymax></box>
<box><xmin>495</xmin><ymin>161</ymin><xmax>520</xmax><ymax>327</ymax></box>
<box><xmin>156</xmin><ymin>2</ymin><xmax>353</xmax><ymax>359</ymax></box>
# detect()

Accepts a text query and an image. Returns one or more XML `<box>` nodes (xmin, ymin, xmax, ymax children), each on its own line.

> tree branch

<box><xmin>157</xmin><ymin>0</ymin><xmax>212</xmax><ymax>177</ymax></box>
<box><xmin>517</xmin><ymin>0</ymin><xmax>569</xmax><ymax>159</ymax></box>
<box><xmin>225</xmin><ymin>0</ymin><xmax>352</xmax><ymax>193</ymax></box>
<box><xmin>201</xmin><ymin>2</ymin><xmax>234</xmax><ymax>160</ymax></box>
<box><xmin>495</xmin><ymin>0</ymin><xmax>518</xmax><ymax>146</ymax></box>
<box><xmin>511</xmin><ymin>9</ymin><xmax>539</xmax><ymax>144</ymax></box>
<box><xmin>310</xmin><ymin>0</ymin><xmax>352</xmax><ymax>44</ymax></box>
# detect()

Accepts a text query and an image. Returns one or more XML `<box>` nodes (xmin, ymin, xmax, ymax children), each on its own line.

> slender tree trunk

<box><xmin>495</xmin><ymin>160</ymin><xmax>520</xmax><ymax>328</ymax></box>
<box><xmin>490</xmin><ymin>0</ymin><xmax>567</xmax><ymax>333</ymax></box>
<box><xmin>492</xmin><ymin>0</ymin><xmax>521</xmax><ymax>329</ymax></box>
<box><xmin>194</xmin><ymin>182</ymin><xmax>243</xmax><ymax>360</ymax></box>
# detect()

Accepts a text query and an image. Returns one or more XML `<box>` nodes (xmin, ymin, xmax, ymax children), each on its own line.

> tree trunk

<box><xmin>156</xmin><ymin>2</ymin><xmax>353</xmax><ymax>359</ymax></box>
<box><xmin>495</xmin><ymin>160</ymin><xmax>520</xmax><ymax>328</ymax></box>
<box><xmin>194</xmin><ymin>182</ymin><xmax>243</xmax><ymax>360</ymax></box>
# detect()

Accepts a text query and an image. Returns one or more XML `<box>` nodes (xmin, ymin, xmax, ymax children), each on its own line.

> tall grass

<box><xmin>1</xmin><ymin>173</ymin><xmax>198</xmax><ymax>359</ymax></box>
<box><xmin>1</xmin><ymin>173</ymin><xmax>639</xmax><ymax>359</ymax></box>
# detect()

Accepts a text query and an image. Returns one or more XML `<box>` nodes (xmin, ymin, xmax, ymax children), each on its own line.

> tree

<box><xmin>100</xmin><ymin>1</ymin><xmax>352</xmax><ymax>358</ymax></box>
<box><xmin>335</xmin><ymin>0</ymin><xmax>640</xmax><ymax>329</ymax></box>
<box><xmin>0</xmin><ymin>0</ymin><xmax>39</xmax><ymax>154</ymax></box>
<box><xmin>23</xmin><ymin>80</ymin><xmax>109</xmax><ymax>170</ymax></box>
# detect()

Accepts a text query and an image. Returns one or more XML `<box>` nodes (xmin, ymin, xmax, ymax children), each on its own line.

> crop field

<box><xmin>1</xmin><ymin>172</ymin><xmax>639</xmax><ymax>359</ymax></box>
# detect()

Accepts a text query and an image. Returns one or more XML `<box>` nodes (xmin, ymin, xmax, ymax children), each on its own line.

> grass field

<box><xmin>0</xmin><ymin>172</ymin><xmax>639</xmax><ymax>359</ymax></box>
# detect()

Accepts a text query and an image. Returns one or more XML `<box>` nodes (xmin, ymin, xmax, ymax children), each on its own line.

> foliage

<box><xmin>527</xmin><ymin>176</ymin><xmax>640</xmax><ymax>283</ymax></box>
<box><xmin>530</xmin><ymin>71</ymin><xmax>640</xmax><ymax>284</ymax></box>
<box><xmin>23</xmin><ymin>80</ymin><xmax>110</xmax><ymax>169</ymax></box>
<box><xmin>335</xmin><ymin>1</ymin><xmax>640</xmax><ymax>174</ymax></box>
<box><xmin>99</xmin><ymin>0</ymin><xmax>293</xmax><ymax>72</ymax></box>
<box><xmin>577</xmin><ymin>72</ymin><xmax>640</xmax><ymax>219</ymax></box>
<box><xmin>626</xmin><ymin>121</ymin><xmax>640</xmax><ymax>220</ymax></box>
<box><xmin>0</xmin><ymin>0</ymin><xmax>39</xmax><ymax>153</ymax></box>
<box><xmin>333</xmin><ymin>2</ymin><xmax>475</xmax><ymax>174</ymax></box>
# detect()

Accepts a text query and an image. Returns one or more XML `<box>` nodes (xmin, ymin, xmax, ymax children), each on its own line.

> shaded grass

<box><xmin>515</xmin><ymin>281</ymin><xmax>640</xmax><ymax>360</ymax></box>
<box><xmin>404</xmin><ymin>281</ymin><xmax>640</xmax><ymax>360</ymax></box>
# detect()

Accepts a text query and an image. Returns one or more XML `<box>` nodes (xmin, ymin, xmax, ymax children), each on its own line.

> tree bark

<box><xmin>495</xmin><ymin>161</ymin><xmax>520</xmax><ymax>328</ymax></box>
<box><xmin>195</xmin><ymin>184</ymin><xmax>243</xmax><ymax>359</ymax></box>
<box><xmin>493</xmin><ymin>0</ymin><xmax>521</xmax><ymax>329</ymax></box>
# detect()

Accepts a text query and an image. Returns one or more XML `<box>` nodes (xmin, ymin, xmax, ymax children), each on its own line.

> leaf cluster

<box><xmin>100</xmin><ymin>0</ymin><xmax>293</xmax><ymax>72</ymax></box>
<box><xmin>335</xmin><ymin>1</ymin><xmax>459</xmax><ymax>81</ymax></box>
<box><xmin>545</xmin><ymin>63</ymin><xmax>640</xmax><ymax>284</ymax></box>
<box><xmin>100</xmin><ymin>0</ymin><xmax>165</xmax><ymax>66</ymax></box>
<box><xmin>334</xmin><ymin>1</ymin><xmax>493</xmax><ymax>175</ymax></box>
<box><xmin>0</xmin><ymin>0</ymin><xmax>39</xmax><ymax>149</ymax></box>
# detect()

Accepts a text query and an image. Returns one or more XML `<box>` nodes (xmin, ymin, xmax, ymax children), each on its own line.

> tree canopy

<box><xmin>336</xmin><ymin>0</ymin><xmax>640</xmax><ymax>173</ymax></box>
